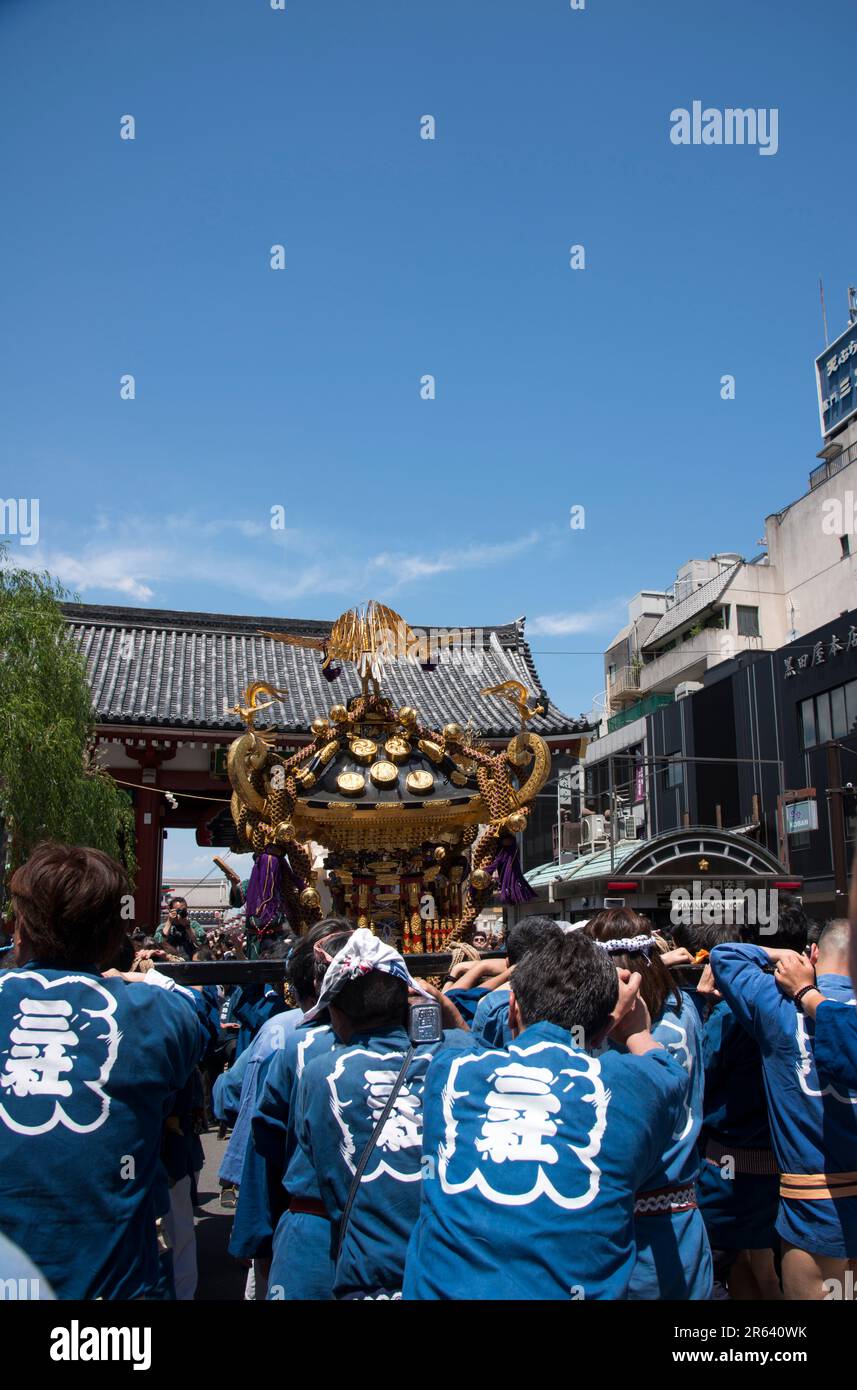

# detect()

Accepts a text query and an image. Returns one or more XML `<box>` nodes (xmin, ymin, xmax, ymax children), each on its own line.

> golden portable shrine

<box><xmin>225</xmin><ymin>602</ymin><xmax>552</xmax><ymax>950</ymax></box>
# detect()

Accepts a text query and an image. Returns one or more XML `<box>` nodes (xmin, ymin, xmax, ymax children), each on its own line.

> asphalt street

<box><xmin>194</xmin><ymin>1129</ymin><xmax>247</xmax><ymax>1301</ymax></box>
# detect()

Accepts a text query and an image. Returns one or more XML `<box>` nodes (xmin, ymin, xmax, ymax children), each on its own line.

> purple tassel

<box><xmin>244</xmin><ymin>850</ymin><xmax>286</xmax><ymax>930</ymax></box>
<box><xmin>486</xmin><ymin>836</ymin><xmax>536</xmax><ymax>905</ymax></box>
<box><xmin>321</xmin><ymin>640</ymin><xmax>342</xmax><ymax>682</ymax></box>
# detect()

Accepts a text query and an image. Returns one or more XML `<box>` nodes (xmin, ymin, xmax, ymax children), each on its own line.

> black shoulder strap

<box><xmin>335</xmin><ymin>1043</ymin><xmax>416</xmax><ymax>1266</ymax></box>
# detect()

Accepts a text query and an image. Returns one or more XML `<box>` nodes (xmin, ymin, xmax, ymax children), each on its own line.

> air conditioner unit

<box><xmin>675</xmin><ymin>681</ymin><xmax>703</xmax><ymax>700</ymax></box>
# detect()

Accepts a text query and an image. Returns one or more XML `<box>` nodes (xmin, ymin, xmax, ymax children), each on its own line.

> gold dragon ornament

<box><xmin>226</xmin><ymin>604</ymin><xmax>551</xmax><ymax>947</ymax></box>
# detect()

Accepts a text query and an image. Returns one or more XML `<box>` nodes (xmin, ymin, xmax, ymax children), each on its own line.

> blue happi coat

<box><xmin>711</xmin><ymin>943</ymin><xmax>857</xmax><ymax>1258</ymax></box>
<box><xmin>219</xmin><ymin>1008</ymin><xmax>302</xmax><ymax>1188</ymax></box>
<box><xmin>444</xmin><ymin>986</ymin><xmax>490</xmax><ymax>1027</ymax></box>
<box><xmin>696</xmin><ymin>998</ymin><xmax>779</xmax><ymax>1250</ymax></box>
<box><xmin>230</xmin><ymin>983</ymin><xmax>288</xmax><ymax>1062</ymax></box>
<box><xmin>470</xmin><ymin>986</ymin><xmax>512</xmax><ymax>1048</ymax></box>
<box><xmin>611</xmin><ymin>991</ymin><xmax>712</xmax><ymax>1299</ymax></box>
<box><xmin>212</xmin><ymin>1042</ymin><xmax>252</xmax><ymax>1125</ymax></box>
<box><xmin>253</xmin><ymin>1019</ymin><xmax>340</xmax><ymax>1299</ymax></box>
<box><xmin>294</xmin><ymin>1024</ymin><xmax>469</xmax><ymax>1298</ymax></box>
<box><xmin>403</xmin><ymin>1019</ymin><xmax>688</xmax><ymax>1300</ymax></box>
<box><xmin>814</xmin><ymin>997</ymin><xmax>857</xmax><ymax>1091</ymax></box>
<box><xmin>0</xmin><ymin>965</ymin><xmax>211</xmax><ymax>1299</ymax></box>
<box><xmin>226</xmin><ymin>1012</ymin><xmax>318</xmax><ymax>1262</ymax></box>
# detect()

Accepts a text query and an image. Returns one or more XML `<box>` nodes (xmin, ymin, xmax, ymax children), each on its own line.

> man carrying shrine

<box><xmin>291</xmin><ymin>928</ymin><xmax>469</xmax><ymax>1298</ymax></box>
<box><xmin>0</xmin><ymin>842</ymin><xmax>214</xmax><ymax>1299</ymax></box>
<box><xmin>403</xmin><ymin>930</ymin><xmax>689</xmax><ymax>1300</ymax></box>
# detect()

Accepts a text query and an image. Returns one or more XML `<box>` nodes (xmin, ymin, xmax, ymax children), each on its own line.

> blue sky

<box><xmin>2</xmin><ymin>0</ymin><xmax>855</xmax><ymax>741</ymax></box>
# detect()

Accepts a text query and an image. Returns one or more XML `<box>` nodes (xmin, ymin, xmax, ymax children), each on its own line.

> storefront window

<box><xmin>663</xmin><ymin>753</ymin><xmax>683</xmax><ymax>788</ymax></box>
<box><xmin>816</xmin><ymin>692</ymin><xmax>833</xmax><ymax>744</ymax></box>
<box><xmin>831</xmin><ymin>685</ymin><xmax>848</xmax><ymax>740</ymax></box>
<box><xmin>847</xmin><ymin>680</ymin><xmax>857</xmax><ymax>735</ymax></box>
<box><xmin>800</xmin><ymin>681</ymin><xmax>857</xmax><ymax>750</ymax></box>
<box><xmin>800</xmin><ymin>698</ymin><xmax>817</xmax><ymax>749</ymax></box>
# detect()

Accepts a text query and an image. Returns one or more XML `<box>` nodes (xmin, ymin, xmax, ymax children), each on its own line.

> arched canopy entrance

<box><xmin>523</xmin><ymin>825</ymin><xmax>797</xmax><ymax>929</ymax></box>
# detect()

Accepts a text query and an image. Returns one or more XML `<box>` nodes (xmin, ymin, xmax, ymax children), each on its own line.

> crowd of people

<box><xmin>1</xmin><ymin>839</ymin><xmax>856</xmax><ymax>1301</ymax></box>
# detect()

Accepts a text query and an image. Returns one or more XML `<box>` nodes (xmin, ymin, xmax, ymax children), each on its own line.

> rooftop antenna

<box><xmin>849</xmin><ymin>286</ymin><xmax>857</xmax><ymax>325</ymax></box>
<box><xmin>820</xmin><ymin>277</ymin><xmax>829</xmax><ymax>346</ymax></box>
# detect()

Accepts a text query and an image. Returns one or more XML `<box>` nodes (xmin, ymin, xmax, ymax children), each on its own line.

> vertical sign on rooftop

<box><xmin>817</xmin><ymin>318</ymin><xmax>857</xmax><ymax>438</ymax></box>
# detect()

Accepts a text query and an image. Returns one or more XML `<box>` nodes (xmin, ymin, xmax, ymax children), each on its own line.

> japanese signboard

<box><xmin>817</xmin><ymin>319</ymin><xmax>857</xmax><ymax>438</ymax></box>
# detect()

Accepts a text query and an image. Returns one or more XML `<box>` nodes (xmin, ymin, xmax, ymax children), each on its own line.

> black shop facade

<box><xmin>645</xmin><ymin>607</ymin><xmax>857</xmax><ymax>920</ymax></box>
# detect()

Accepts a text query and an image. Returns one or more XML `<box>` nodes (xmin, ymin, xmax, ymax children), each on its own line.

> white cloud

<box><xmin>527</xmin><ymin>601</ymin><xmax>626</xmax><ymax>637</ymax></box>
<box><xmin>28</xmin><ymin>549</ymin><xmax>157</xmax><ymax>602</ymax></box>
<box><xmin>370</xmin><ymin>532</ymin><xmax>542</xmax><ymax>585</ymax></box>
<box><xmin>16</xmin><ymin>514</ymin><xmax>545</xmax><ymax>608</ymax></box>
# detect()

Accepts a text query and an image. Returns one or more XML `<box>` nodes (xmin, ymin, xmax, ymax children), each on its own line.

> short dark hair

<box><xmin>258</xmin><ymin>935</ymin><xmax>293</xmax><ymax>962</ymax></box>
<box><xmin>744</xmin><ymin>894</ymin><xmax>808</xmax><ymax>951</ymax></box>
<box><xmin>506</xmin><ymin>915</ymin><xmax>562</xmax><ymax>965</ymax></box>
<box><xmin>671</xmin><ymin>920</ymin><xmax>740</xmax><ymax>954</ymax></box>
<box><xmin>806</xmin><ymin>918</ymin><xmax>825</xmax><ymax>948</ymax></box>
<box><xmin>168</xmin><ymin>897</ymin><xmax>188</xmax><ymax>909</ymax></box>
<box><xmin>335</xmin><ymin>970</ymin><xmax>409</xmax><ymax>1030</ymax></box>
<box><xmin>111</xmin><ymin>932</ymin><xmax>137</xmax><ymax>972</ymax></box>
<box><xmin>511</xmin><ymin>931</ymin><xmax>619</xmax><ymax>1039</ymax></box>
<box><xmin>10</xmin><ymin>841</ymin><xmax>129</xmax><ymax>969</ymax></box>
<box><xmin>288</xmin><ymin>916</ymin><xmax>353</xmax><ymax>1001</ymax></box>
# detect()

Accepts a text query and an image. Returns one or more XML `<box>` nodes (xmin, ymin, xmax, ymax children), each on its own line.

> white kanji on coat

<box><xmin>475</xmin><ymin>1063</ymin><xmax>561</xmax><ymax>1165</ymax></box>
<box><xmin>364</xmin><ymin>1070</ymin><xmax>422</xmax><ymax>1154</ymax></box>
<box><xmin>0</xmin><ymin>973</ymin><xmax>121</xmax><ymax>1135</ymax></box>
<box><xmin>328</xmin><ymin>1046</ymin><xmax>431</xmax><ymax>1183</ymax></box>
<box><xmin>439</xmin><ymin>1040</ymin><xmax>609</xmax><ymax>1209</ymax></box>
<box><xmin>2</xmin><ymin>998</ymin><xmax>77</xmax><ymax>1098</ymax></box>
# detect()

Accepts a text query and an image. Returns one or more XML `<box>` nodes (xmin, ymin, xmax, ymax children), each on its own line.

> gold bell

<box><xmin>311</xmin><ymin>716</ymin><xmax>329</xmax><ymax>738</ymax></box>
<box><xmin>505</xmin><ymin>810</ymin><xmax>527</xmax><ymax>834</ymax></box>
<box><xmin>329</xmin><ymin>704</ymin><xmax>349</xmax><ymax>723</ymax></box>
<box><xmin>470</xmin><ymin>868</ymin><xmax>492</xmax><ymax>892</ymax></box>
<box><xmin>300</xmin><ymin>886</ymin><xmax>321</xmax><ymax>909</ymax></box>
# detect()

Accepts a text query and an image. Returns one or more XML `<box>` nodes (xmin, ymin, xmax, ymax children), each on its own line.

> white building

<box><xmin>580</xmin><ymin>311</ymin><xmax>857</xmax><ymax>848</ymax></box>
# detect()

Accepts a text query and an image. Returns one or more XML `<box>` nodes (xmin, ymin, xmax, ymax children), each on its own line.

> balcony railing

<box><xmin>810</xmin><ymin>440</ymin><xmax>857</xmax><ymax>489</ymax></box>
<box><xmin>607</xmin><ymin>692</ymin><xmax>674</xmax><ymax>735</ymax></box>
<box><xmin>608</xmin><ymin>664</ymin><xmax>641</xmax><ymax>707</ymax></box>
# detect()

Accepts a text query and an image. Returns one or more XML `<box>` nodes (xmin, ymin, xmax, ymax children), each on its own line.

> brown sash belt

<box><xmin>287</xmin><ymin>1196</ymin><xmax>329</xmax><ymax>1219</ymax></box>
<box><xmin>704</xmin><ymin>1138</ymin><xmax>779</xmax><ymax>1177</ymax></box>
<box><xmin>780</xmin><ymin>1171</ymin><xmax>857</xmax><ymax>1202</ymax></box>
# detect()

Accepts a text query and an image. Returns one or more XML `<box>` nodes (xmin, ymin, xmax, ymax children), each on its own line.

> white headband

<box><xmin>597</xmin><ymin>934</ymin><xmax>659</xmax><ymax>958</ymax></box>
<box><xmin>302</xmin><ymin>927</ymin><xmax>431</xmax><ymax>1021</ymax></box>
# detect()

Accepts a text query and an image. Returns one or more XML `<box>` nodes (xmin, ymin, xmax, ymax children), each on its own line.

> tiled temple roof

<box><xmin>64</xmin><ymin>603</ymin><xmax>592</xmax><ymax>740</ymax></box>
